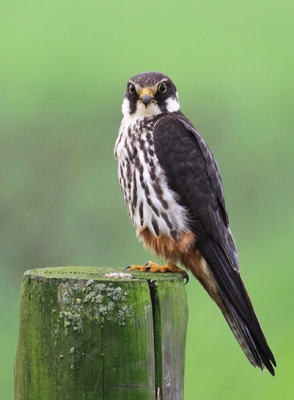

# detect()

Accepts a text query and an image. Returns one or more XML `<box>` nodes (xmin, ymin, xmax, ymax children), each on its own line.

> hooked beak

<box><xmin>139</xmin><ymin>87</ymin><xmax>155</xmax><ymax>107</ymax></box>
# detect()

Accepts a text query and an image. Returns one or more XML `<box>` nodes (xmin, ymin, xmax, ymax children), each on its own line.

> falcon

<box><xmin>114</xmin><ymin>72</ymin><xmax>276</xmax><ymax>375</ymax></box>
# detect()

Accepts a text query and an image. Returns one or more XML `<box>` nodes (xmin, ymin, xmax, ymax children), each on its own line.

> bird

<box><xmin>114</xmin><ymin>72</ymin><xmax>276</xmax><ymax>375</ymax></box>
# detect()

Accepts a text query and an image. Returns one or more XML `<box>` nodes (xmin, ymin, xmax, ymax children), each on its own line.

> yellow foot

<box><xmin>125</xmin><ymin>261</ymin><xmax>189</xmax><ymax>284</ymax></box>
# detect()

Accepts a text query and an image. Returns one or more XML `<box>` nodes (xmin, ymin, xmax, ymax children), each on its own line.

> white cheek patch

<box><xmin>165</xmin><ymin>94</ymin><xmax>180</xmax><ymax>112</ymax></box>
<box><xmin>122</xmin><ymin>98</ymin><xmax>130</xmax><ymax>117</ymax></box>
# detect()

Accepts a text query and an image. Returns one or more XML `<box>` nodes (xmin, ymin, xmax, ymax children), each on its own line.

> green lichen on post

<box><xmin>14</xmin><ymin>267</ymin><xmax>188</xmax><ymax>400</ymax></box>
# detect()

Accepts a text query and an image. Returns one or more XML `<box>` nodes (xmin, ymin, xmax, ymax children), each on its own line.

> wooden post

<box><xmin>15</xmin><ymin>267</ymin><xmax>188</xmax><ymax>400</ymax></box>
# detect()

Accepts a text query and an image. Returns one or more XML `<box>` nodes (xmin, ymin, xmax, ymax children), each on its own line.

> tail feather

<box><xmin>198</xmin><ymin>236</ymin><xmax>276</xmax><ymax>375</ymax></box>
<box><xmin>221</xmin><ymin>294</ymin><xmax>276</xmax><ymax>375</ymax></box>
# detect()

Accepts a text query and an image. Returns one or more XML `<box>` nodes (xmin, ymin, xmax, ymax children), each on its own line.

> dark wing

<box><xmin>153</xmin><ymin>112</ymin><xmax>276</xmax><ymax>374</ymax></box>
<box><xmin>153</xmin><ymin>111</ymin><xmax>238</xmax><ymax>270</ymax></box>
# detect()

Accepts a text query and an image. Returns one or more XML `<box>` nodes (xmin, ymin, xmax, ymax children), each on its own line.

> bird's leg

<box><xmin>125</xmin><ymin>261</ymin><xmax>189</xmax><ymax>283</ymax></box>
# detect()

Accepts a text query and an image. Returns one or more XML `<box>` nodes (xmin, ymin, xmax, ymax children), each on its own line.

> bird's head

<box><xmin>122</xmin><ymin>72</ymin><xmax>180</xmax><ymax>118</ymax></box>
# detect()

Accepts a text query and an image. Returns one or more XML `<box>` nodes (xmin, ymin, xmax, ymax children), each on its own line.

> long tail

<box><xmin>188</xmin><ymin>237</ymin><xmax>276</xmax><ymax>375</ymax></box>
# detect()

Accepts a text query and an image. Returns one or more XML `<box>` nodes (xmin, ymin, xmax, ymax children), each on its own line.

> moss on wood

<box><xmin>15</xmin><ymin>267</ymin><xmax>188</xmax><ymax>400</ymax></box>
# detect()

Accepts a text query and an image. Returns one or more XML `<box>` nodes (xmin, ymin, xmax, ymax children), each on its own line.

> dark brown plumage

<box><xmin>114</xmin><ymin>72</ymin><xmax>276</xmax><ymax>375</ymax></box>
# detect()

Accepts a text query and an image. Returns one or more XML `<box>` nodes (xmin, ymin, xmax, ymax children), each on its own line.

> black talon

<box><xmin>182</xmin><ymin>271</ymin><xmax>189</xmax><ymax>285</ymax></box>
<box><xmin>144</xmin><ymin>261</ymin><xmax>151</xmax><ymax>271</ymax></box>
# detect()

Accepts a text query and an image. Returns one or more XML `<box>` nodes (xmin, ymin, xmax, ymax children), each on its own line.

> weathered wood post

<box><xmin>15</xmin><ymin>267</ymin><xmax>188</xmax><ymax>400</ymax></box>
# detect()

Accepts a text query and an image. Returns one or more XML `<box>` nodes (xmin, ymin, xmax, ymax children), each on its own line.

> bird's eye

<box><xmin>158</xmin><ymin>82</ymin><xmax>167</xmax><ymax>93</ymax></box>
<box><xmin>129</xmin><ymin>84</ymin><xmax>136</xmax><ymax>94</ymax></box>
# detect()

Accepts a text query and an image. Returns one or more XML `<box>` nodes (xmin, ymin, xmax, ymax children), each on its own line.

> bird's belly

<box><xmin>117</xmin><ymin>155</ymin><xmax>189</xmax><ymax>241</ymax></box>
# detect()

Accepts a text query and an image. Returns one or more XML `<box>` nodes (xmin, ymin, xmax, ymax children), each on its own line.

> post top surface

<box><xmin>24</xmin><ymin>266</ymin><xmax>185</xmax><ymax>283</ymax></box>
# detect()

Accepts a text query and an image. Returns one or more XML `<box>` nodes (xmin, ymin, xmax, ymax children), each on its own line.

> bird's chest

<box><xmin>115</xmin><ymin>117</ymin><xmax>188</xmax><ymax>240</ymax></box>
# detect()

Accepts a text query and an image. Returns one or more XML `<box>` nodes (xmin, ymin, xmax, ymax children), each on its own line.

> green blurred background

<box><xmin>1</xmin><ymin>1</ymin><xmax>293</xmax><ymax>398</ymax></box>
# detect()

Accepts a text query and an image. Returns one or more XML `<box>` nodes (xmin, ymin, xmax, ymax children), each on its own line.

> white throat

<box><xmin>122</xmin><ymin>98</ymin><xmax>162</xmax><ymax>120</ymax></box>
